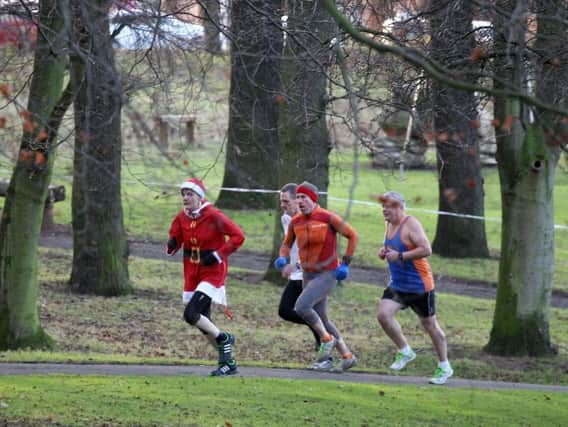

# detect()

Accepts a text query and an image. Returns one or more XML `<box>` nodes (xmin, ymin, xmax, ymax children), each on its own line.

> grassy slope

<box><xmin>1</xmin><ymin>249</ymin><xmax>566</xmax><ymax>386</ymax></box>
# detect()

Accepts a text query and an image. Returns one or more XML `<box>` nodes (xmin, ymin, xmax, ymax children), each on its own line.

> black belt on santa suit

<box><xmin>183</xmin><ymin>247</ymin><xmax>215</xmax><ymax>264</ymax></box>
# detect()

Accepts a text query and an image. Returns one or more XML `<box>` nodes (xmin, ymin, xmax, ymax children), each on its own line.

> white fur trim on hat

<box><xmin>180</xmin><ymin>179</ymin><xmax>205</xmax><ymax>199</ymax></box>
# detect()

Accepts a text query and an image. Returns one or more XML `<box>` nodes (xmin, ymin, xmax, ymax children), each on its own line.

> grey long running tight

<box><xmin>294</xmin><ymin>270</ymin><xmax>341</xmax><ymax>339</ymax></box>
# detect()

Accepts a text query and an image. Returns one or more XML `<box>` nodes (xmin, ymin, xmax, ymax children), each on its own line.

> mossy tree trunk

<box><xmin>430</xmin><ymin>0</ymin><xmax>490</xmax><ymax>259</ymax></box>
<box><xmin>68</xmin><ymin>0</ymin><xmax>131</xmax><ymax>296</ymax></box>
<box><xmin>485</xmin><ymin>0</ymin><xmax>562</xmax><ymax>356</ymax></box>
<box><xmin>0</xmin><ymin>0</ymin><xmax>69</xmax><ymax>349</ymax></box>
<box><xmin>264</xmin><ymin>0</ymin><xmax>336</xmax><ymax>283</ymax></box>
<box><xmin>216</xmin><ymin>0</ymin><xmax>283</xmax><ymax>209</ymax></box>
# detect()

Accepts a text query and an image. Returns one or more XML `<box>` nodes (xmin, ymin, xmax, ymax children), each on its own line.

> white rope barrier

<box><xmin>215</xmin><ymin>187</ymin><xmax>568</xmax><ymax>231</ymax></box>
<box><xmin>0</xmin><ymin>169</ymin><xmax>566</xmax><ymax>230</ymax></box>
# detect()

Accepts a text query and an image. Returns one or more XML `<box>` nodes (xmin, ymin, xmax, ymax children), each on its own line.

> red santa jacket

<box><xmin>168</xmin><ymin>203</ymin><xmax>245</xmax><ymax>291</ymax></box>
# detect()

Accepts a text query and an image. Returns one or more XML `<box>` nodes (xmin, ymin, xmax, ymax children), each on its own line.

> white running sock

<box><xmin>438</xmin><ymin>360</ymin><xmax>451</xmax><ymax>370</ymax></box>
<box><xmin>400</xmin><ymin>345</ymin><xmax>413</xmax><ymax>355</ymax></box>
<box><xmin>195</xmin><ymin>315</ymin><xmax>220</xmax><ymax>337</ymax></box>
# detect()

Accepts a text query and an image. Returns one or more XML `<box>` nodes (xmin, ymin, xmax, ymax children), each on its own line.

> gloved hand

<box><xmin>166</xmin><ymin>237</ymin><xmax>177</xmax><ymax>255</ymax></box>
<box><xmin>274</xmin><ymin>256</ymin><xmax>287</xmax><ymax>271</ymax></box>
<box><xmin>335</xmin><ymin>263</ymin><xmax>349</xmax><ymax>281</ymax></box>
<box><xmin>200</xmin><ymin>251</ymin><xmax>221</xmax><ymax>266</ymax></box>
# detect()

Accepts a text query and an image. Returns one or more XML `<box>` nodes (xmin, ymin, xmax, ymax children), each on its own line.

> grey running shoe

<box><xmin>316</xmin><ymin>337</ymin><xmax>336</xmax><ymax>362</ymax></box>
<box><xmin>210</xmin><ymin>359</ymin><xmax>238</xmax><ymax>376</ymax></box>
<box><xmin>389</xmin><ymin>350</ymin><xmax>416</xmax><ymax>371</ymax></box>
<box><xmin>311</xmin><ymin>357</ymin><xmax>334</xmax><ymax>371</ymax></box>
<box><xmin>330</xmin><ymin>355</ymin><xmax>357</xmax><ymax>373</ymax></box>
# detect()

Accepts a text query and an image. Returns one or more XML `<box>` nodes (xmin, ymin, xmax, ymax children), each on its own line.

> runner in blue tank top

<box><xmin>376</xmin><ymin>191</ymin><xmax>453</xmax><ymax>385</ymax></box>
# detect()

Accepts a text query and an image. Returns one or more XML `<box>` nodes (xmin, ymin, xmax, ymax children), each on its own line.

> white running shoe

<box><xmin>389</xmin><ymin>350</ymin><xmax>416</xmax><ymax>371</ymax></box>
<box><xmin>329</xmin><ymin>356</ymin><xmax>357</xmax><ymax>373</ymax></box>
<box><xmin>429</xmin><ymin>366</ymin><xmax>454</xmax><ymax>385</ymax></box>
<box><xmin>311</xmin><ymin>357</ymin><xmax>334</xmax><ymax>371</ymax></box>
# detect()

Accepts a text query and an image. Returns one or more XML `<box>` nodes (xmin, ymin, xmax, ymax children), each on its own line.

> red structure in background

<box><xmin>0</xmin><ymin>15</ymin><xmax>37</xmax><ymax>50</ymax></box>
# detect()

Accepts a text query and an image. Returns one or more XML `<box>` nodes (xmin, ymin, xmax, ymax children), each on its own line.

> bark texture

<box><xmin>485</xmin><ymin>0</ymin><xmax>562</xmax><ymax>356</ymax></box>
<box><xmin>0</xmin><ymin>0</ymin><xmax>68</xmax><ymax>349</ymax></box>
<box><xmin>68</xmin><ymin>0</ymin><xmax>131</xmax><ymax>296</ymax></box>
<box><xmin>264</xmin><ymin>0</ymin><xmax>336</xmax><ymax>282</ymax></box>
<box><xmin>429</xmin><ymin>0</ymin><xmax>490</xmax><ymax>258</ymax></box>
<box><xmin>216</xmin><ymin>0</ymin><xmax>283</xmax><ymax>209</ymax></box>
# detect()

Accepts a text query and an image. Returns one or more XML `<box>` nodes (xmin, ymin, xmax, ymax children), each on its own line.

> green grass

<box><xmin>3</xmin><ymin>48</ymin><xmax>568</xmax><ymax>427</ymax></box>
<box><xmin>0</xmin><ymin>252</ymin><xmax>565</xmax><ymax>424</ymax></box>
<box><xmin>1</xmin><ymin>191</ymin><xmax>567</xmax><ymax>425</ymax></box>
<box><xmin>1</xmin><ymin>248</ymin><xmax>566</xmax><ymax>386</ymax></box>
<box><xmin>1</xmin><ymin>48</ymin><xmax>567</xmax><ymax>291</ymax></box>
<box><xmin>1</xmin><ymin>375</ymin><xmax>567</xmax><ymax>426</ymax></box>
<box><xmin>3</xmin><ymin>145</ymin><xmax>567</xmax><ymax>290</ymax></box>
<box><xmin>27</xmin><ymin>145</ymin><xmax>568</xmax><ymax>293</ymax></box>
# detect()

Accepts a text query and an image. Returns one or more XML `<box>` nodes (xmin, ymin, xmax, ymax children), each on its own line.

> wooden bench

<box><xmin>0</xmin><ymin>179</ymin><xmax>65</xmax><ymax>232</ymax></box>
<box><xmin>154</xmin><ymin>114</ymin><xmax>196</xmax><ymax>148</ymax></box>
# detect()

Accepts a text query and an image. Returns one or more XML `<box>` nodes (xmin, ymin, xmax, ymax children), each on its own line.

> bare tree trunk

<box><xmin>68</xmin><ymin>0</ymin><xmax>131</xmax><ymax>296</ymax></box>
<box><xmin>264</xmin><ymin>0</ymin><xmax>336</xmax><ymax>282</ymax></box>
<box><xmin>277</xmin><ymin>0</ymin><xmax>335</xmax><ymax>207</ymax></box>
<box><xmin>0</xmin><ymin>0</ymin><xmax>68</xmax><ymax>349</ymax></box>
<box><xmin>429</xmin><ymin>0</ymin><xmax>490</xmax><ymax>258</ymax></box>
<box><xmin>216</xmin><ymin>0</ymin><xmax>283</xmax><ymax>209</ymax></box>
<box><xmin>485</xmin><ymin>0</ymin><xmax>560</xmax><ymax>356</ymax></box>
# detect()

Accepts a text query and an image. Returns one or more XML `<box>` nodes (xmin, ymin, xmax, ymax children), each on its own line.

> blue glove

<box><xmin>274</xmin><ymin>256</ymin><xmax>287</xmax><ymax>271</ymax></box>
<box><xmin>335</xmin><ymin>263</ymin><xmax>349</xmax><ymax>281</ymax></box>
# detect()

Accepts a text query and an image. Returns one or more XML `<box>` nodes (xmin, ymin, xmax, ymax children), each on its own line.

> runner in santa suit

<box><xmin>167</xmin><ymin>178</ymin><xmax>245</xmax><ymax>376</ymax></box>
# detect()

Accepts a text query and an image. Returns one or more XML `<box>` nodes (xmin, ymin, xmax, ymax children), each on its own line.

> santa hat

<box><xmin>180</xmin><ymin>178</ymin><xmax>206</xmax><ymax>199</ymax></box>
<box><xmin>297</xmin><ymin>181</ymin><xmax>319</xmax><ymax>203</ymax></box>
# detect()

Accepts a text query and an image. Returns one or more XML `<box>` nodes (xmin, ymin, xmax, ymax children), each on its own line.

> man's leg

<box><xmin>377</xmin><ymin>298</ymin><xmax>407</xmax><ymax>349</ymax></box>
<box><xmin>294</xmin><ymin>272</ymin><xmax>335</xmax><ymax>339</ymax></box>
<box><xmin>419</xmin><ymin>315</ymin><xmax>453</xmax><ymax>384</ymax></box>
<box><xmin>295</xmin><ymin>272</ymin><xmax>337</xmax><ymax>362</ymax></box>
<box><xmin>420</xmin><ymin>315</ymin><xmax>447</xmax><ymax>362</ymax></box>
<box><xmin>413</xmin><ymin>291</ymin><xmax>453</xmax><ymax>385</ymax></box>
<box><xmin>279</xmin><ymin>279</ymin><xmax>320</xmax><ymax>349</ymax></box>
<box><xmin>377</xmin><ymin>297</ymin><xmax>416</xmax><ymax>371</ymax></box>
<box><xmin>314</xmin><ymin>299</ymin><xmax>357</xmax><ymax>373</ymax></box>
<box><xmin>199</xmin><ymin>306</ymin><xmax>218</xmax><ymax>350</ymax></box>
<box><xmin>184</xmin><ymin>291</ymin><xmax>237</xmax><ymax>376</ymax></box>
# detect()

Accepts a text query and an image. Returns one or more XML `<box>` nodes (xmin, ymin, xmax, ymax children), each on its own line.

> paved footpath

<box><xmin>1</xmin><ymin>363</ymin><xmax>567</xmax><ymax>393</ymax></box>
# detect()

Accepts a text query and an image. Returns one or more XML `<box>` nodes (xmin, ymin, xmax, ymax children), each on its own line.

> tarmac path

<box><xmin>1</xmin><ymin>363</ymin><xmax>568</xmax><ymax>393</ymax></box>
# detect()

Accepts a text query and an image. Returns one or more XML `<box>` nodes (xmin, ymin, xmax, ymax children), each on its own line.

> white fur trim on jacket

<box><xmin>183</xmin><ymin>282</ymin><xmax>227</xmax><ymax>307</ymax></box>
